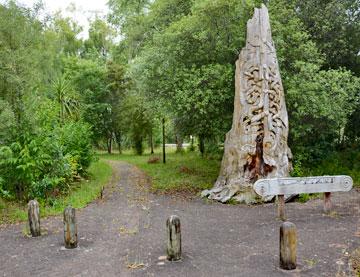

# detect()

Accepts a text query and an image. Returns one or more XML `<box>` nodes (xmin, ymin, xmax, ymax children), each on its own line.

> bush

<box><xmin>292</xmin><ymin>148</ymin><xmax>360</xmax><ymax>187</ymax></box>
<box><xmin>0</xmin><ymin>121</ymin><xmax>94</xmax><ymax>200</ymax></box>
<box><xmin>58</xmin><ymin>121</ymin><xmax>95</xmax><ymax>174</ymax></box>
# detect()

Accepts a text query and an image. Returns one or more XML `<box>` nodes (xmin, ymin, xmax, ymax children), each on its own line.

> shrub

<box><xmin>0</xmin><ymin>121</ymin><xmax>94</xmax><ymax>200</ymax></box>
<box><xmin>58</xmin><ymin>121</ymin><xmax>94</xmax><ymax>174</ymax></box>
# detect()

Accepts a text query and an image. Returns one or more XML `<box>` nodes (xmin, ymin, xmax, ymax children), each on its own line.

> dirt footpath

<box><xmin>0</xmin><ymin>160</ymin><xmax>359</xmax><ymax>277</ymax></box>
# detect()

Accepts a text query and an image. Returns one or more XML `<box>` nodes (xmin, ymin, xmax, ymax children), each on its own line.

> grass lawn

<box><xmin>0</xmin><ymin>159</ymin><xmax>112</xmax><ymax>225</ymax></box>
<box><xmin>100</xmin><ymin>148</ymin><xmax>220</xmax><ymax>194</ymax></box>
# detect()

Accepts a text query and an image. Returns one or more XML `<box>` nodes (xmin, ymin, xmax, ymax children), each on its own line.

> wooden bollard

<box><xmin>324</xmin><ymin>192</ymin><xmax>332</xmax><ymax>213</ymax></box>
<box><xmin>28</xmin><ymin>200</ymin><xmax>41</xmax><ymax>237</ymax></box>
<box><xmin>166</xmin><ymin>215</ymin><xmax>181</xmax><ymax>261</ymax></box>
<box><xmin>64</xmin><ymin>206</ymin><xmax>77</xmax><ymax>249</ymax></box>
<box><xmin>280</xmin><ymin>221</ymin><xmax>297</xmax><ymax>270</ymax></box>
<box><xmin>278</xmin><ymin>194</ymin><xmax>286</xmax><ymax>221</ymax></box>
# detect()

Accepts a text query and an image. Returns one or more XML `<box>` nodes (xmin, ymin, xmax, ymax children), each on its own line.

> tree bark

<box><xmin>150</xmin><ymin>129</ymin><xmax>154</xmax><ymax>154</ymax></box>
<box><xmin>162</xmin><ymin>118</ymin><xmax>166</xmax><ymax>163</ymax></box>
<box><xmin>114</xmin><ymin>131</ymin><xmax>122</xmax><ymax>154</ymax></box>
<box><xmin>199</xmin><ymin>135</ymin><xmax>205</xmax><ymax>156</ymax></box>
<box><xmin>107</xmin><ymin>134</ymin><xmax>112</xmax><ymax>154</ymax></box>
<box><xmin>175</xmin><ymin>134</ymin><xmax>183</xmax><ymax>153</ymax></box>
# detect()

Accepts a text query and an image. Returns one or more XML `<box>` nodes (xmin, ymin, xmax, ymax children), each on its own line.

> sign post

<box><xmin>254</xmin><ymin>175</ymin><xmax>353</xmax><ymax>218</ymax></box>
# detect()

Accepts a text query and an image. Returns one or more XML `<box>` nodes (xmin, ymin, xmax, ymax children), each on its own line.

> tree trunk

<box><xmin>107</xmin><ymin>137</ymin><xmax>112</xmax><ymax>154</ymax></box>
<box><xmin>150</xmin><ymin>130</ymin><xmax>154</xmax><ymax>154</ymax></box>
<box><xmin>114</xmin><ymin>131</ymin><xmax>122</xmax><ymax>154</ymax></box>
<box><xmin>199</xmin><ymin>135</ymin><xmax>205</xmax><ymax>156</ymax></box>
<box><xmin>175</xmin><ymin>134</ymin><xmax>183</xmax><ymax>153</ymax></box>
<box><xmin>162</xmin><ymin>118</ymin><xmax>166</xmax><ymax>164</ymax></box>
<box><xmin>202</xmin><ymin>5</ymin><xmax>292</xmax><ymax>204</ymax></box>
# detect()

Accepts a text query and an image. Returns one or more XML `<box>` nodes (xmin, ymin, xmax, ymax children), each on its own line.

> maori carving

<box><xmin>202</xmin><ymin>4</ymin><xmax>292</xmax><ymax>203</ymax></box>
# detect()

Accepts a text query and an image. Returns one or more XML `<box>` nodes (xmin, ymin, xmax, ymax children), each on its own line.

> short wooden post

<box><xmin>324</xmin><ymin>192</ymin><xmax>332</xmax><ymax>213</ymax></box>
<box><xmin>280</xmin><ymin>221</ymin><xmax>297</xmax><ymax>270</ymax></box>
<box><xmin>28</xmin><ymin>200</ymin><xmax>40</xmax><ymax>237</ymax></box>
<box><xmin>278</xmin><ymin>194</ymin><xmax>286</xmax><ymax>221</ymax></box>
<box><xmin>64</xmin><ymin>206</ymin><xmax>77</xmax><ymax>249</ymax></box>
<box><xmin>166</xmin><ymin>215</ymin><xmax>181</xmax><ymax>261</ymax></box>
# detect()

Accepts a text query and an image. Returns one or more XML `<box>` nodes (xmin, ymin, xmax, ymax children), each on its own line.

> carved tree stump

<box><xmin>166</xmin><ymin>215</ymin><xmax>181</xmax><ymax>261</ymax></box>
<box><xmin>64</xmin><ymin>206</ymin><xmax>77</xmax><ymax>249</ymax></box>
<box><xmin>28</xmin><ymin>200</ymin><xmax>40</xmax><ymax>237</ymax></box>
<box><xmin>280</xmin><ymin>221</ymin><xmax>297</xmax><ymax>270</ymax></box>
<box><xmin>202</xmin><ymin>4</ymin><xmax>292</xmax><ymax>204</ymax></box>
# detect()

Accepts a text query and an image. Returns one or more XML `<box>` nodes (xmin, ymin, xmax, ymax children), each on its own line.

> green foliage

<box><xmin>293</xmin><ymin>0</ymin><xmax>360</xmax><ymax>74</ymax></box>
<box><xmin>1</xmin><ymin>0</ymin><xmax>359</xmax><ymax>204</ymax></box>
<box><xmin>51</xmin><ymin>73</ymin><xmax>81</xmax><ymax>123</ymax></box>
<box><xmin>0</xmin><ymin>99</ymin><xmax>15</xmax><ymax>144</ymax></box>
<box><xmin>0</xmin><ymin>120</ymin><xmax>94</xmax><ymax>200</ymax></box>
<box><xmin>0</xmin><ymin>160</ymin><xmax>112</xmax><ymax>224</ymax></box>
<box><xmin>297</xmin><ymin>193</ymin><xmax>321</xmax><ymax>203</ymax></box>
<box><xmin>84</xmin><ymin>18</ymin><xmax>115</xmax><ymax>59</ymax></box>
<box><xmin>309</xmin><ymin>150</ymin><xmax>360</xmax><ymax>187</ymax></box>
<box><xmin>287</xmin><ymin>65</ymin><xmax>359</xmax><ymax>162</ymax></box>
<box><xmin>59</xmin><ymin>121</ymin><xmax>95</xmax><ymax>174</ymax></box>
<box><xmin>121</xmin><ymin>94</ymin><xmax>154</xmax><ymax>155</ymax></box>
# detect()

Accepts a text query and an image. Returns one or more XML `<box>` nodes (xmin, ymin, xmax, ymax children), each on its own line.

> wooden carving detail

<box><xmin>202</xmin><ymin>4</ymin><xmax>292</xmax><ymax>203</ymax></box>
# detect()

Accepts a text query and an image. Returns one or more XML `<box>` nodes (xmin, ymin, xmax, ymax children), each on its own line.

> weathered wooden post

<box><xmin>28</xmin><ymin>200</ymin><xmax>41</xmax><ymax>237</ymax></box>
<box><xmin>323</xmin><ymin>192</ymin><xmax>332</xmax><ymax>213</ymax></box>
<box><xmin>166</xmin><ymin>215</ymin><xmax>181</xmax><ymax>261</ymax></box>
<box><xmin>278</xmin><ymin>194</ymin><xmax>286</xmax><ymax>221</ymax></box>
<box><xmin>64</xmin><ymin>206</ymin><xmax>77</xmax><ymax>249</ymax></box>
<box><xmin>280</xmin><ymin>221</ymin><xmax>297</xmax><ymax>270</ymax></box>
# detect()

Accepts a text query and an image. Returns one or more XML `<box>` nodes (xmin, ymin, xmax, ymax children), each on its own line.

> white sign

<box><xmin>253</xmin><ymin>175</ymin><xmax>353</xmax><ymax>197</ymax></box>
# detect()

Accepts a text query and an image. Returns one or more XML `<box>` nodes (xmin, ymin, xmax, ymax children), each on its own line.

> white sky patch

<box><xmin>2</xmin><ymin>0</ymin><xmax>109</xmax><ymax>39</ymax></box>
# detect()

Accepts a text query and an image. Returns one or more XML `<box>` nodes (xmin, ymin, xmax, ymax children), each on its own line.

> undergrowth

<box><xmin>0</xmin><ymin>160</ymin><xmax>112</xmax><ymax>224</ymax></box>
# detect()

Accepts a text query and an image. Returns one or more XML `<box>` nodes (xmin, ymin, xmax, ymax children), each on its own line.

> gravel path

<box><xmin>0</xmin><ymin>160</ymin><xmax>359</xmax><ymax>276</ymax></box>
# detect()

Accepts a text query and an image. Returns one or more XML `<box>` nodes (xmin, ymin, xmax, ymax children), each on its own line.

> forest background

<box><xmin>0</xmin><ymin>0</ymin><xmax>359</xmax><ymax>205</ymax></box>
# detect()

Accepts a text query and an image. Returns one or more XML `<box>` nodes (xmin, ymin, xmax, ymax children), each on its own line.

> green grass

<box><xmin>100</xmin><ymin>148</ymin><xmax>220</xmax><ymax>194</ymax></box>
<box><xmin>0</xmin><ymin>159</ymin><xmax>112</xmax><ymax>225</ymax></box>
<box><xmin>297</xmin><ymin>193</ymin><xmax>322</xmax><ymax>203</ymax></box>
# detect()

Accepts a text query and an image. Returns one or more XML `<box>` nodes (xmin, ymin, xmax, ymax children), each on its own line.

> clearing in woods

<box><xmin>0</xmin><ymin>160</ymin><xmax>359</xmax><ymax>276</ymax></box>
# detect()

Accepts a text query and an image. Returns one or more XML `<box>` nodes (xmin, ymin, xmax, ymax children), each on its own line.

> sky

<box><xmin>6</xmin><ymin>0</ymin><xmax>109</xmax><ymax>38</ymax></box>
